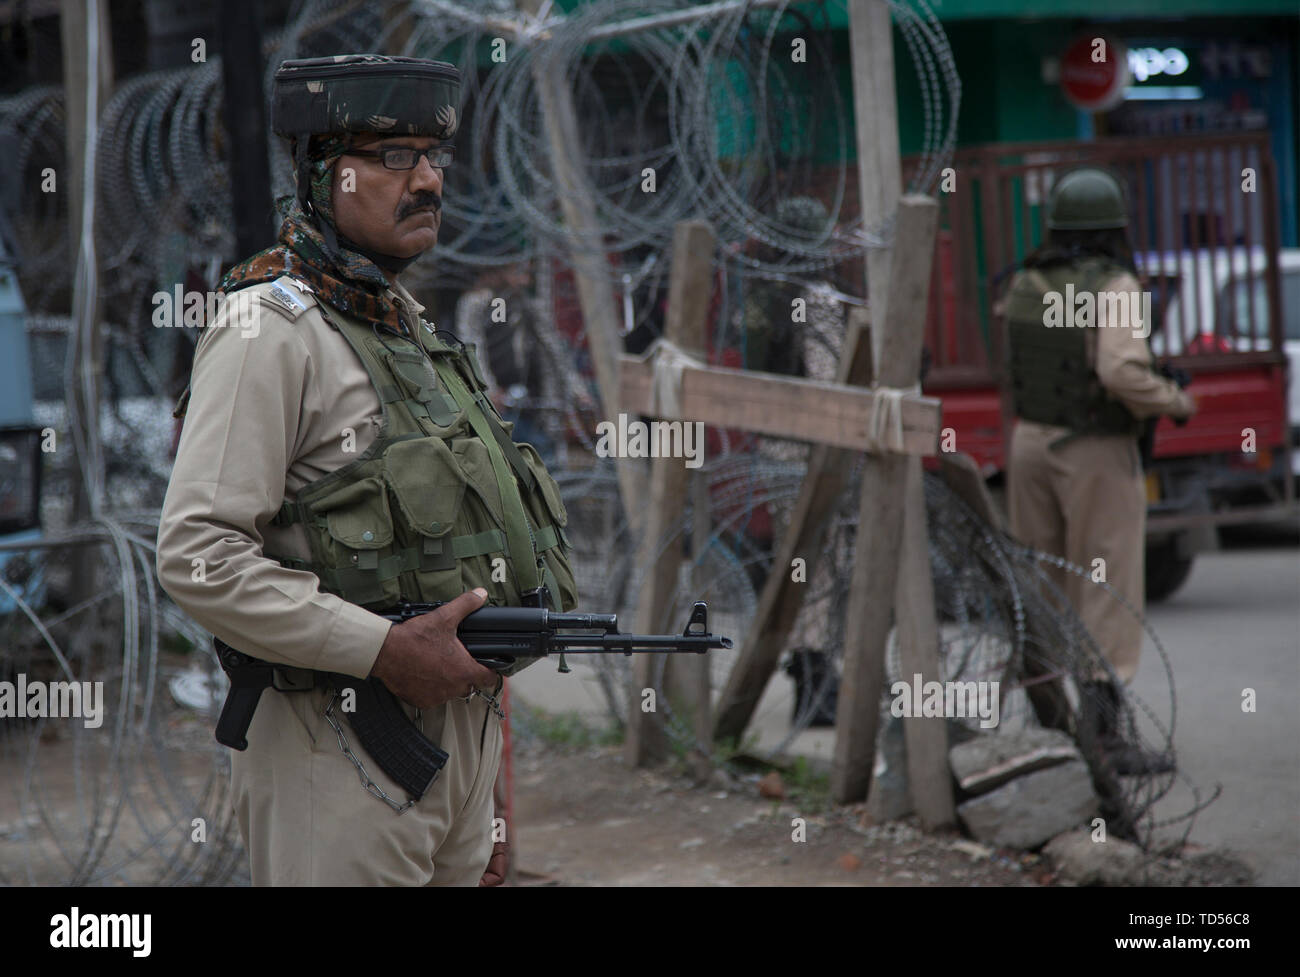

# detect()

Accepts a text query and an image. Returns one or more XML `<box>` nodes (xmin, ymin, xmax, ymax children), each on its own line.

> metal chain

<box><xmin>321</xmin><ymin>685</ymin><xmax>503</xmax><ymax>814</ymax></box>
<box><xmin>465</xmin><ymin>685</ymin><xmax>507</xmax><ymax>721</ymax></box>
<box><xmin>321</xmin><ymin>691</ymin><xmax>416</xmax><ymax>815</ymax></box>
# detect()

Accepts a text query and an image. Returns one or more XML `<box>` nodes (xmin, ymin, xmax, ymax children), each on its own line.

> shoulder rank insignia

<box><xmin>264</xmin><ymin>277</ymin><xmax>316</xmax><ymax>320</ymax></box>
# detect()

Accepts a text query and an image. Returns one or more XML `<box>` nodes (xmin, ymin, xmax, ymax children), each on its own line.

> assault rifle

<box><xmin>379</xmin><ymin>599</ymin><xmax>732</xmax><ymax>672</ymax></box>
<box><xmin>214</xmin><ymin>601</ymin><xmax>731</xmax><ymax>804</ymax></box>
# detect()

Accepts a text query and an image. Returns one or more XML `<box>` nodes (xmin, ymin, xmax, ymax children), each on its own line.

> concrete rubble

<box><xmin>956</xmin><ymin>759</ymin><xmax>1099</xmax><ymax>849</ymax></box>
<box><xmin>1043</xmin><ymin>829</ymin><xmax>1144</xmax><ymax>886</ymax></box>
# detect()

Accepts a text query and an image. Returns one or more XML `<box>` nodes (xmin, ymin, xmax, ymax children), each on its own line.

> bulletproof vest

<box><xmin>263</xmin><ymin>283</ymin><xmax>578</xmax><ymax>621</ymax></box>
<box><xmin>1005</xmin><ymin>257</ymin><xmax>1141</xmax><ymax>438</ymax></box>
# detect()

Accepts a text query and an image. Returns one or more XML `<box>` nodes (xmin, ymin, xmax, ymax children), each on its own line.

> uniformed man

<box><xmin>1004</xmin><ymin>167</ymin><xmax>1195</xmax><ymax>776</ymax></box>
<box><xmin>156</xmin><ymin>55</ymin><xmax>578</xmax><ymax>885</ymax></box>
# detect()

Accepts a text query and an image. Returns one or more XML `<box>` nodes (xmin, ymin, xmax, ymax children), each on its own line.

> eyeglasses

<box><xmin>345</xmin><ymin>145</ymin><xmax>456</xmax><ymax>170</ymax></box>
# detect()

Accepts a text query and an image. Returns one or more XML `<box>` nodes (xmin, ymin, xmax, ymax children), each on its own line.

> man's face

<box><xmin>331</xmin><ymin>134</ymin><xmax>446</xmax><ymax>259</ymax></box>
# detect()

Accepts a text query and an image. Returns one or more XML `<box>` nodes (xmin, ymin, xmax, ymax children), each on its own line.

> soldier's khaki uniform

<box><xmin>157</xmin><ymin>280</ymin><xmax>500</xmax><ymax>885</ymax></box>
<box><xmin>1007</xmin><ymin>268</ymin><xmax>1194</xmax><ymax>682</ymax></box>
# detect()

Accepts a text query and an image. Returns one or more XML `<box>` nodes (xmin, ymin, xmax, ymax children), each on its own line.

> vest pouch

<box><xmin>450</xmin><ymin>438</ymin><xmax>506</xmax><ymax>528</ymax></box>
<box><xmin>515</xmin><ymin>442</ymin><xmax>579</xmax><ymax>612</ymax></box>
<box><xmin>306</xmin><ymin>475</ymin><xmax>401</xmax><ymax>608</ymax></box>
<box><xmin>444</xmin><ymin>433</ymin><xmax>575</xmax><ymax>609</ymax></box>
<box><xmin>439</xmin><ymin>437</ymin><xmax>527</xmax><ymax>601</ymax></box>
<box><xmin>388</xmin><ymin>348</ymin><xmax>466</xmax><ymax>437</ymax></box>
<box><xmin>516</xmin><ymin>442</ymin><xmax>569</xmax><ymax>529</ymax></box>
<box><xmin>382</xmin><ymin>436</ymin><xmax>492</xmax><ymax>602</ymax></box>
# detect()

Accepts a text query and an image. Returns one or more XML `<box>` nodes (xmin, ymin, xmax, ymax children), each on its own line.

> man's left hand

<box><xmin>479</xmin><ymin>841</ymin><xmax>508</xmax><ymax>886</ymax></box>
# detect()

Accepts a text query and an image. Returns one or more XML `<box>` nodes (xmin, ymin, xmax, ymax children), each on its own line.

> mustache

<box><xmin>396</xmin><ymin>192</ymin><xmax>442</xmax><ymax>220</ymax></box>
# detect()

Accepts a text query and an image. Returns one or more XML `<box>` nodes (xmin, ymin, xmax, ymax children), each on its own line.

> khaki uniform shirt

<box><xmin>1091</xmin><ymin>270</ymin><xmax>1196</xmax><ymax>420</ymax></box>
<box><xmin>156</xmin><ymin>278</ymin><xmax>432</xmax><ymax>676</ymax></box>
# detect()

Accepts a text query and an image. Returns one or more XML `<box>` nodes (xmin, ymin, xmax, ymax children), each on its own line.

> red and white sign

<box><xmin>1060</xmin><ymin>34</ymin><xmax>1131</xmax><ymax>112</ymax></box>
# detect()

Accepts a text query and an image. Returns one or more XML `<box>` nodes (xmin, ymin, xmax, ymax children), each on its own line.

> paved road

<box><xmin>1134</xmin><ymin>536</ymin><xmax>1300</xmax><ymax>886</ymax></box>
<box><xmin>512</xmin><ymin>536</ymin><xmax>1300</xmax><ymax>884</ymax></box>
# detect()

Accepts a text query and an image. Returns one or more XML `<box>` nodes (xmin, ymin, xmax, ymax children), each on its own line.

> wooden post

<box><xmin>219</xmin><ymin>0</ymin><xmax>274</xmax><ymax>257</ymax></box>
<box><xmin>894</xmin><ymin>461</ymin><xmax>956</xmax><ymax>829</ymax></box>
<box><xmin>712</xmin><ymin>309</ymin><xmax>873</xmax><ymax>741</ymax></box>
<box><xmin>679</xmin><ymin>470</ymin><xmax>714</xmax><ymax>783</ymax></box>
<box><xmin>851</xmin><ymin>0</ymin><xmax>901</xmax><ymax>372</ymax></box>
<box><xmin>827</xmin><ymin>0</ymin><xmax>949</xmax><ymax>814</ymax></box>
<box><xmin>517</xmin><ymin>0</ymin><xmax>645</xmax><ymax>529</ymax></box>
<box><xmin>625</xmin><ymin>219</ymin><xmax>715</xmax><ymax>767</ymax></box>
<box><xmin>61</xmin><ymin>0</ymin><xmax>112</xmax><ymax>603</ymax></box>
<box><xmin>831</xmin><ymin>194</ymin><xmax>939</xmax><ymax>803</ymax></box>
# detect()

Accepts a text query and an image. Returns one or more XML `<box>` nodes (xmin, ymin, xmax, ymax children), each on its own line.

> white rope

<box><xmin>866</xmin><ymin>383</ymin><xmax>919</xmax><ymax>454</ymax></box>
<box><xmin>643</xmin><ymin>337</ymin><xmax>706</xmax><ymax>419</ymax></box>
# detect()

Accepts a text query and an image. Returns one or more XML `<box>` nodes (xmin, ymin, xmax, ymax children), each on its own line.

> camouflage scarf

<box><xmin>219</xmin><ymin>134</ymin><xmax>407</xmax><ymax>332</ymax></box>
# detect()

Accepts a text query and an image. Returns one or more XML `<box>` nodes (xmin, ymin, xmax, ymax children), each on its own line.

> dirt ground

<box><xmin>0</xmin><ymin>700</ymin><xmax>1256</xmax><ymax>887</ymax></box>
<box><xmin>507</xmin><ymin>721</ymin><xmax>1257</xmax><ymax>887</ymax></box>
<box><xmin>510</xmin><ymin>741</ymin><xmax>1045</xmax><ymax>886</ymax></box>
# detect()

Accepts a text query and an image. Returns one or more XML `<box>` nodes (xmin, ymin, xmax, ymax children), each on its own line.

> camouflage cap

<box><xmin>271</xmin><ymin>55</ymin><xmax>460</xmax><ymax>141</ymax></box>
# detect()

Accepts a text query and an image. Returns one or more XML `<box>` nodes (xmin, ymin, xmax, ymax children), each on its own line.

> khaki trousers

<box><xmin>231</xmin><ymin>683</ymin><xmax>502</xmax><ymax>886</ymax></box>
<box><xmin>1008</xmin><ymin>420</ymin><xmax>1146</xmax><ymax>683</ymax></box>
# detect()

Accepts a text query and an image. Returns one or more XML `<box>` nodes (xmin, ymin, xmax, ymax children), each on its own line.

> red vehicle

<box><xmin>916</xmin><ymin>134</ymin><xmax>1297</xmax><ymax>600</ymax></box>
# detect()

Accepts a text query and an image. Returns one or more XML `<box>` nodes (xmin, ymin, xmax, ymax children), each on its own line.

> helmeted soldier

<box><xmin>157</xmin><ymin>55</ymin><xmax>577</xmax><ymax>885</ymax></box>
<box><xmin>1004</xmin><ymin>166</ymin><xmax>1195</xmax><ymax>776</ymax></box>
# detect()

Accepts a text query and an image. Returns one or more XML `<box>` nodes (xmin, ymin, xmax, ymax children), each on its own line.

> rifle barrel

<box><xmin>546</xmin><ymin>633</ymin><xmax>730</xmax><ymax>652</ymax></box>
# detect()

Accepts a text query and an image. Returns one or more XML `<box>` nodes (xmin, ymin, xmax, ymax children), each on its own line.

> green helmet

<box><xmin>776</xmin><ymin>196</ymin><xmax>830</xmax><ymax>239</ymax></box>
<box><xmin>1046</xmin><ymin>167</ymin><xmax>1128</xmax><ymax>230</ymax></box>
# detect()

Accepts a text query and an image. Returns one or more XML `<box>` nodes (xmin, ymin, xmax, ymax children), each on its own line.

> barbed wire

<box><xmin>562</xmin><ymin>458</ymin><xmax>1215</xmax><ymax>854</ymax></box>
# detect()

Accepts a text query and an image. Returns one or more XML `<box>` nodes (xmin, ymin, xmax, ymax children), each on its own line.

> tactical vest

<box><xmin>261</xmin><ymin>281</ymin><xmax>578</xmax><ymax>624</ymax></box>
<box><xmin>1005</xmin><ymin>257</ymin><xmax>1142</xmax><ymax>439</ymax></box>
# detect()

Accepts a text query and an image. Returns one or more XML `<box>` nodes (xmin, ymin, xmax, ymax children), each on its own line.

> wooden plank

<box><xmin>626</xmin><ymin>220</ymin><xmax>716</xmax><ymax>768</ymax></box>
<box><xmin>832</xmin><ymin>195</ymin><xmax>940</xmax><ymax>803</ymax></box>
<box><xmin>894</xmin><ymin>460</ymin><xmax>956</xmax><ymax>830</ymax></box>
<box><xmin>618</xmin><ymin>358</ymin><xmax>941</xmax><ymax>456</ymax></box>
<box><xmin>713</xmin><ymin>309</ymin><xmax>873</xmax><ymax>742</ymax></box>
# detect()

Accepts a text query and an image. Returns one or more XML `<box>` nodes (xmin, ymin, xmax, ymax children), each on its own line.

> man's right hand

<box><xmin>369</xmin><ymin>588</ymin><xmax>500</xmax><ymax>709</ymax></box>
<box><xmin>1172</xmin><ymin>389</ymin><xmax>1198</xmax><ymax>422</ymax></box>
